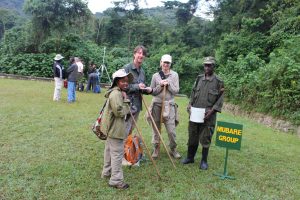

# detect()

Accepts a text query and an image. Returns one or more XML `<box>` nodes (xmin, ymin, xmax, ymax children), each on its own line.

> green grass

<box><xmin>0</xmin><ymin>78</ymin><xmax>299</xmax><ymax>200</ymax></box>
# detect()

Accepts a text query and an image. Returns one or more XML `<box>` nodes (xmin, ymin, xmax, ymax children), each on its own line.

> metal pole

<box><xmin>103</xmin><ymin>64</ymin><xmax>112</xmax><ymax>84</ymax></box>
<box><xmin>213</xmin><ymin>148</ymin><xmax>235</xmax><ymax>180</ymax></box>
<box><xmin>100</xmin><ymin>47</ymin><xmax>112</xmax><ymax>85</ymax></box>
<box><xmin>223</xmin><ymin>148</ymin><xmax>229</xmax><ymax>176</ymax></box>
<box><xmin>141</xmin><ymin>95</ymin><xmax>176</xmax><ymax>169</ymax></box>
<box><xmin>102</xmin><ymin>47</ymin><xmax>106</xmax><ymax>65</ymax></box>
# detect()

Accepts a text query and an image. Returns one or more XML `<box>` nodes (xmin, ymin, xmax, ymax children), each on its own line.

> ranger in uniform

<box><xmin>181</xmin><ymin>56</ymin><xmax>224</xmax><ymax>170</ymax></box>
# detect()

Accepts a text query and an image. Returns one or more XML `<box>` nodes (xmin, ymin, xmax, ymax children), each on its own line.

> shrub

<box><xmin>0</xmin><ymin>53</ymin><xmax>55</xmax><ymax>77</ymax></box>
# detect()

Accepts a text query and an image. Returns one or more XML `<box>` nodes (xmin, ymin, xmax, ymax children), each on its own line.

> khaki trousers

<box><xmin>151</xmin><ymin>103</ymin><xmax>177</xmax><ymax>149</ymax></box>
<box><xmin>102</xmin><ymin>137</ymin><xmax>124</xmax><ymax>185</ymax></box>
<box><xmin>53</xmin><ymin>77</ymin><xmax>63</xmax><ymax>101</ymax></box>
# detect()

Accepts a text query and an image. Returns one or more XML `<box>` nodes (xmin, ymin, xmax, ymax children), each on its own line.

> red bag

<box><xmin>63</xmin><ymin>80</ymin><xmax>68</xmax><ymax>88</ymax></box>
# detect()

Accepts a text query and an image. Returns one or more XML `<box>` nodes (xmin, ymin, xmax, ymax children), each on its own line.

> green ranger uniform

<box><xmin>182</xmin><ymin>56</ymin><xmax>224</xmax><ymax>169</ymax></box>
<box><xmin>188</xmin><ymin>74</ymin><xmax>224</xmax><ymax>147</ymax></box>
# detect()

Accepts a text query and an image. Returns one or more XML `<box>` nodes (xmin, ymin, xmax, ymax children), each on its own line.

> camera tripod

<box><xmin>98</xmin><ymin>47</ymin><xmax>112</xmax><ymax>85</ymax></box>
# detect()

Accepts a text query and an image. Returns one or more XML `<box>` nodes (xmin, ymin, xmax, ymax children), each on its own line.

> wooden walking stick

<box><xmin>160</xmin><ymin>85</ymin><xmax>166</xmax><ymax>130</ymax></box>
<box><xmin>141</xmin><ymin>95</ymin><xmax>176</xmax><ymax>169</ymax></box>
<box><xmin>128</xmin><ymin>106</ymin><xmax>162</xmax><ymax>179</ymax></box>
<box><xmin>158</xmin><ymin>85</ymin><xmax>166</xmax><ymax>153</ymax></box>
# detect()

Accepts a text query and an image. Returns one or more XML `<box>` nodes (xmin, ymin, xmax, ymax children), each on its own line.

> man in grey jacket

<box><xmin>123</xmin><ymin>45</ymin><xmax>152</xmax><ymax>136</ymax></box>
<box><xmin>66</xmin><ymin>57</ymin><xmax>79</xmax><ymax>103</ymax></box>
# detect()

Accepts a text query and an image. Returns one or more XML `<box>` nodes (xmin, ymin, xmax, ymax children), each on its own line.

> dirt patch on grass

<box><xmin>223</xmin><ymin>103</ymin><xmax>300</xmax><ymax>137</ymax></box>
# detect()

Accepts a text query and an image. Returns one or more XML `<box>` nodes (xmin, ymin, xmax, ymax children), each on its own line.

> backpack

<box><xmin>91</xmin><ymin>100</ymin><xmax>108</xmax><ymax>140</ymax></box>
<box><xmin>123</xmin><ymin>134</ymin><xmax>143</xmax><ymax>166</ymax></box>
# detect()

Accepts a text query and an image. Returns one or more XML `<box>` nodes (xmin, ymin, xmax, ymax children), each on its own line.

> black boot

<box><xmin>181</xmin><ymin>145</ymin><xmax>198</xmax><ymax>164</ymax></box>
<box><xmin>200</xmin><ymin>147</ymin><xmax>209</xmax><ymax>170</ymax></box>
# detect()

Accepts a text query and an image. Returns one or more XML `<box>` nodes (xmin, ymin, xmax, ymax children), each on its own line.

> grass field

<box><xmin>0</xmin><ymin>78</ymin><xmax>299</xmax><ymax>200</ymax></box>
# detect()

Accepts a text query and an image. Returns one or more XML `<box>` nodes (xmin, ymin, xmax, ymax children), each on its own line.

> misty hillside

<box><xmin>2</xmin><ymin>1</ymin><xmax>177</xmax><ymax>27</ymax></box>
<box><xmin>0</xmin><ymin>0</ymin><xmax>25</xmax><ymax>15</ymax></box>
<box><xmin>95</xmin><ymin>6</ymin><xmax>177</xmax><ymax>28</ymax></box>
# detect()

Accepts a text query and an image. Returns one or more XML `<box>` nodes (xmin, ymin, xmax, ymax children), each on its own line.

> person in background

<box><xmin>75</xmin><ymin>57</ymin><xmax>84</xmax><ymax>75</ymax></box>
<box><xmin>123</xmin><ymin>45</ymin><xmax>152</xmax><ymax>136</ymax></box>
<box><xmin>101</xmin><ymin>69</ymin><xmax>133</xmax><ymax>190</ymax></box>
<box><xmin>66</xmin><ymin>57</ymin><xmax>79</xmax><ymax>103</ymax></box>
<box><xmin>181</xmin><ymin>56</ymin><xmax>224</xmax><ymax>170</ymax></box>
<box><xmin>52</xmin><ymin>54</ymin><xmax>65</xmax><ymax>101</ymax></box>
<box><xmin>94</xmin><ymin>66</ymin><xmax>101</xmax><ymax>93</ymax></box>
<box><xmin>75</xmin><ymin>57</ymin><xmax>84</xmax><ymax>91</ymax></box>
<box><xmin>86</xmin><ymin>62</ymin><xmax>98</xmax><ymax>92</ymax></box>
<box><xmin>149</xmin><ymin>54</ymin><xmax>181</xmax><ymax>159</ymax></box>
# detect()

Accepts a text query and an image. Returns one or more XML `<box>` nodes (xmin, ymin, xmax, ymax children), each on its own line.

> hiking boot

<box><xmin>152</xmin><ymin>144</ymin><xmax>160</xmax><ymax>159</ymax></box>
<box><xmin>170</xmin><ymin>148</ymin><xmax>181</xmax><ymax>159</ymax></box>
<box><xmin>101</xmin><ymin>174</ymin><xmax>110</xmax><ymax>179</ymax></box>
<box><xmin>109</xmin><ymin>182</ymin><xmax>129</xmax><ymax>190</ymax></box>
<box><xmin>199</xmin><ymin>160</ymin><xmax>208</xmax><ymax>170</ymax></box>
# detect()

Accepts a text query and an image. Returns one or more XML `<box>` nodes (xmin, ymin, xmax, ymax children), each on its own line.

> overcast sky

<box><xmin>87</xmin><ymin>0</ymin><xmax>215</xmax><ymax>19</ymax></box>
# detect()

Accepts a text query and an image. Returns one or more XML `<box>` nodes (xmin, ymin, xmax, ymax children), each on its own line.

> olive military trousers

<box><xmin>188</xmin><ymin>121</ymin><xmax>215</xmax><ymax>148</ymax></box>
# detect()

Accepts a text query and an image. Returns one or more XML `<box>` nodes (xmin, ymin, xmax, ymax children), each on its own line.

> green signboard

<box><xmin>215</xmin><ymin>121</ymin><xmax>243</xmax><ymax>150</ymax></box>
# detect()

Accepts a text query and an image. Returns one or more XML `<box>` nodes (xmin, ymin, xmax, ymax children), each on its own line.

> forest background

<box><xmin>0</xmin><ymin>0</ymin><xmax>299</xmax><ymax>125</ymax></box>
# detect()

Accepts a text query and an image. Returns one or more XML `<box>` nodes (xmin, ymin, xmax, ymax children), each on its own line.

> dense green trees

<box><xmin>164</xmin><ymin>0</ymin><xmax>200</xmax><ymax>26</ymax></box>
<box><xmin>214</xmin><ymin>0</ymin><xmax>300</xmax><ymax>123</ymax></box>
<box><xmin>0</xmin><ymin>8</ymin><xmax>20</xmax><ymax>40</ymax></box>
<box><xmin>23</xmin><ymin>0</ymin><xmax>92</xmax><ymax>50</ymax></box>
<box><xmin>0</xmin><ymin>0</ymin><xmax>299</xmax><ymax>124</ymax></box>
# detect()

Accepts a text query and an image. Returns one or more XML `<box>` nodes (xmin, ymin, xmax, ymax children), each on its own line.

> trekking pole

<box><xmin>128</xmin><ymin>107</ymin><xmax>162</xmax><ymax>179</ymax></box>
<box><xmin>141</xmin><ymin>95</ymin><xmax>176</xmax><ymax>169</ymax></box>
<box><xmin>158</xmin><ymin>86</ymin><xmax>166</xmax><ymax>152</ymax></box>
<box><xmin>160</xmin><ymin>85</ymin><xmax>166</xmax><ymax>131</ymax></box>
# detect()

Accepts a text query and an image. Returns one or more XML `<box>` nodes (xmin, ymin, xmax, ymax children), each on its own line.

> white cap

<box><xmin>161</xmin><ymin>54</ymin><xmax>172</xmax><ymax>63</ymax></box>
<box><xmin>54</xmin><ymin>54</ymin><xmax>64</xmax><ymax>61</ymax></box>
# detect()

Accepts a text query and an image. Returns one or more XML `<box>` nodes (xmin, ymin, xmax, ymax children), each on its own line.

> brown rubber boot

<box><xmin>151</xmin><ymin>144</ymin><xmax>160</xmax><ymax>159</ymax></box>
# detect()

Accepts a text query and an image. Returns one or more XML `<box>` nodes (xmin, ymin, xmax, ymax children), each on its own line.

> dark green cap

<box><xmin>203</xmin><ymin>56</ymin><xmax>215</xmax><ymax>65</ymax></box>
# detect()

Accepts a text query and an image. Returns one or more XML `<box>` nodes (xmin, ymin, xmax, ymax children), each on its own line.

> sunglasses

<box><xmin>163</xmin><ymin>61</ymin><xmax>171</xmax><ymax>64</ymax></box>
